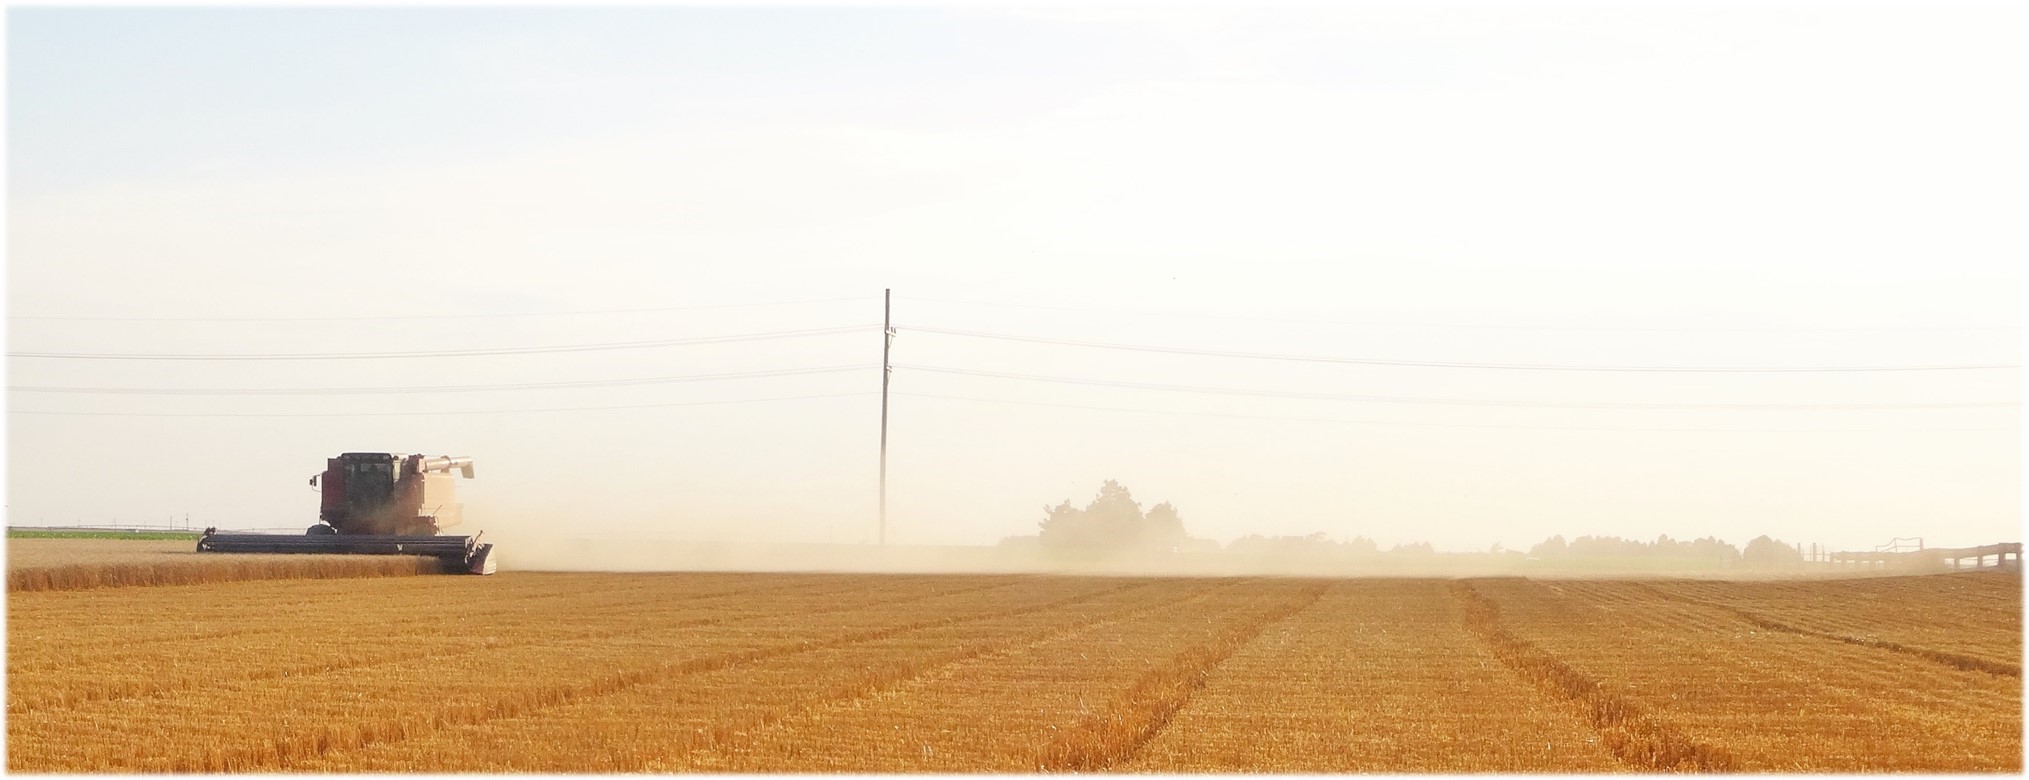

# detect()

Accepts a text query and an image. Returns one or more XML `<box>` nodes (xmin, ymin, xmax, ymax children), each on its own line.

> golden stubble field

<box><xmin>6</xmin><ymin>564</ymin><xmax>2020</xmax><ymax>773</ymax></box>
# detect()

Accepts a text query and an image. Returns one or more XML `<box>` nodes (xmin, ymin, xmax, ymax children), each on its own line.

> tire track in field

<box><xmin>8</xmin><ymin>575</ymin><xmax>1008</xmax><ymax>717</ymax></box>
<box><xmin>655</xmin><ymin>579</ymin><xmax>1261</xmax><ymax>773</ymax></box>
<box><xmin>209</xmin><ymin>579</ymin><xmax>1151</xmax><ymax>772</ymax></box>
<box><xmin>1032</xmin><ymin>581</ymin><xmax>1330</xmax><ymax>772</ymax></box>
<box><xmin>8</xmin><ymin>573</ymin><xmax>873</xmax><ymax>673</ymax></box>
<box><xmin>1452</xmin><ymin>579</ymin><xmax>1735</xmax><ymax>772</ymax></box>
<box><xmin>1627</xmin><ymin>581</ymin><xmax>2021</xmax><ymax>678</ymax></box>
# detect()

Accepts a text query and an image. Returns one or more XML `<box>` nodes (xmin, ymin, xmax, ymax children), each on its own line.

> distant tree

<box><xmin>1144</xmin><ymin>502</ymin><xmax>1188</xmax><ymax>552</ymax></box>
<box><xmin>1037</xmin><ymin>499</ymin><xmax>1086</xmax><ymax>549</ymax></box>
<box><xmin>1390</xmin><ymin>541</ymin><xmax>1435</xmax><ymax>555</ymax></box>
<box><xmin>1568</xmin><ymin>535</ymin><xmax>1647</xmax><ymax>558</ymax></box>
<box><xmin>1742</xmin><ymin>535</ymin><xmax>1804</xmax><ymax>568</ymax></box>
<box><xmin>1345</xmin><ymin>535</ymin><xmax>1380</xmax><ymax>555</ymax></box>
<box><xmin>1529</xmin><ymin>535</ymin><xmax>1569</xmax><ymax>558</ymax></box>
<box><xmin>1689</xmin><ymin>536</ymin><xmax>1742</xmax><ymax>564</ymax></box>
<box><xmin>1084</xmin><ymin>480</ymin><xmax>1144</xmax><ymax>542</ymax></box>
<box><xmin>1037</xmin><ymin>480</ymin><xmax>1194</xmax><ymax>556</ymax></box>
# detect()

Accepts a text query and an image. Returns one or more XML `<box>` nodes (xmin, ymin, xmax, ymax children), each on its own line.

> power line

<box><xmin>899</xmin><ymin>295</ymin><xmax>2020</xmax><ymax>333</ymax></box>
<box><xmin>8</xmin><ymin>325</ymin><xmax>875</xmax><ymax>361</ymax></box>
<box><xmin>895</xmin><ymin>365</ymin><xmax>2018</xmax><ymax>410</ymax></box>
<box><xmin>894</xmin><ymin>392</ymin><xmax>2015</xmax><ymax>434</ymax></box>
<box><xmin>6</xmin><ymin>392</ymin><xmax>878</xmax><ymax>418</ymax></box>
<box><xmin>10</xmin><ymin>365</ymin><xmax>878</xmax><ymax>396</ymax></box>
<box><xmin>7</xmin><ymin>295</ymin><xmax>875</xmax><ymax>323</ymax></box>
<box><xmin>904</xmin><ymin>326</ymin><xmax>2021</xmax><ymax>373</ymax></box>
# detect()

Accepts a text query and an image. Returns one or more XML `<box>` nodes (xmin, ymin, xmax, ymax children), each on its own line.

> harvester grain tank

<box><xmin>197</xmin><ymin>453</ymin><xmax>496</xmax><ymax>574</ymax></box>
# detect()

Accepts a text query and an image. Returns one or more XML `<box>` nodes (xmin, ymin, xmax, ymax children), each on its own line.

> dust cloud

<box><xmin>458</xmin><ymin>490</ymin><xmax>1983</xmax><ymax>582</ymax></box>
<box><xmin>469</xmin><ymin>521</ymin><xmax>1870</xmax><ymax>581</ymax></box>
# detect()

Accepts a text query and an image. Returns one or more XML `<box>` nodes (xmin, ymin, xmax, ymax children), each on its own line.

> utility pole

<box><xmin>880</xmin><ymin>288</ymin><xmax>893</xmax><ymax>546</ymax></box>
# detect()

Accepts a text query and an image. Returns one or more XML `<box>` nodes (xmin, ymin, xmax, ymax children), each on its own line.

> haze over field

<box><xmin>5</xmin><ymin>2</ymin><xmax>2022</xmax><ymax>559</ymax></box>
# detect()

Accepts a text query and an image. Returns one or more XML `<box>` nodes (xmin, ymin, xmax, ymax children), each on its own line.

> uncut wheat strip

<box><xmin>6</xmin><ymin>554</ymin><xmax>440</xmax><ymax>593</ymax></box>
<box><xmin>1453</xmin><ymin>579</ymin><xmax>1734</xmax><ymax>772</ymax></box>
<box><xmin>5</xmin><ymin>576</ymin><xmax>1115</xmax><ymax>773</ymax></box>
<box><xmin>1124</xmin><ymin>579</ymin><xmax>1623</xmax><ymax>774</ymax></box>
<box><xmin>298</xmin><ymin>578</ymin><xmax>1220</xmax><ymax>772</ymax></box>
<box><xmin>5</xmin><ymin>572</ymin><xmax>928</xmax><ymax>697</ymax></box>
<box><xmin>7</xmin><ymin>574</ymin><xmax>1017</xmax><ymax>727</ymax></box>
<box><xmin>5</xmin><ymin>575</ymin><xmax>943</xmax><ymax>716</ymax></box>
<box><xmin>6</xmin><ymin>556</ymin><xmax>426</xmax><ymax>592</ymax></box>
<box><xmin>1628</xmin><ymin>581</ymin><xmax>2020</xmax><ymax>677</ymax></box>
<box><xmin>1478</xmin><ymin>578</ymin><xmax>2020</xmax><ymax>772</ymax></box>
<box><xmin>681</xmin><ymin>580</ymin><xmax>1317</xmax><ymax>773</ymax></box>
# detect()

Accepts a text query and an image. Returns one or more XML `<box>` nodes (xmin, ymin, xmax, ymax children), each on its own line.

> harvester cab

<box><xmin>312</xmin><ymin>452</ymin><xmax>475</xmax><ymax>536</ymax></box>
<box><xmin>198</xmin><ymin>452</ymin><xmax>496</xmax><ymax>574</ymax></box>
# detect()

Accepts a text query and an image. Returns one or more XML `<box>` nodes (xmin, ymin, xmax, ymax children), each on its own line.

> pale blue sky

<box><xmin>10</xmin><ymin>7</ymin><xmax>1172</xmax><ymax>197</ymax></box>
<box><xmin>6</xmin><ymin>3</ymin><xmax>2022</xmax><ymax>558</ymax></box>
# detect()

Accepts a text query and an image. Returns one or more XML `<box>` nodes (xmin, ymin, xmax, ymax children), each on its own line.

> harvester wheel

<box><xmin>307</xmin><ymin>524</ymin><xmax>337</xmax><ymax>535</ymax></box>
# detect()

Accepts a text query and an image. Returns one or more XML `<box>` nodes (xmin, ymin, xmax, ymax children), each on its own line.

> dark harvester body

<box><xmin>196</xmin><ymin>452</ymin><xmax>495</xmax><ymax>574</ymax></box>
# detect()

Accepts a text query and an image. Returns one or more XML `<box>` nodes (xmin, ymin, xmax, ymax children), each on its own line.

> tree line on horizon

<box><xmin>1002</xmin><ymin>480</ymin><xmax>1810</xmax><ymax>568</ymax></box>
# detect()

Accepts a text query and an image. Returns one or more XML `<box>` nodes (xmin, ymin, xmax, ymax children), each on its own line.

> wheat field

<box><xmin>6</xmin><ymin>567</ymin><xmax>2019</xmax><ymax>772</ymax></box>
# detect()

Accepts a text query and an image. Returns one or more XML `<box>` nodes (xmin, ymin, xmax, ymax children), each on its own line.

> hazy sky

<box><xmin>6</xmin><ymin>2</ymin><xmax>2022</xmax><ymax>555</ymax></box>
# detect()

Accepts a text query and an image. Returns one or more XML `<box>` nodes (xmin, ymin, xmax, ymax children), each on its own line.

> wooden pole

<box><xmin>879</xmin><ymin>288</ymin><xmax>892</xmax><ymax>546</ymax></box>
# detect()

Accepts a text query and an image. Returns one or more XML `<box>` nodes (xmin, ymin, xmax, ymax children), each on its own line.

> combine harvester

<box><xmin>198</xmin><ymin>452</ymin><xmax>496</xmax><ymax>574</ymax></box>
